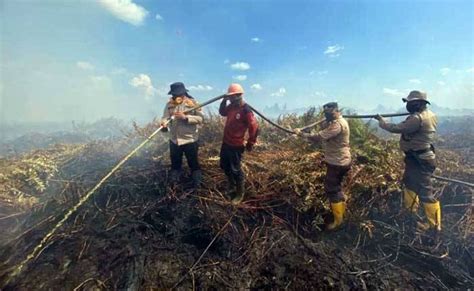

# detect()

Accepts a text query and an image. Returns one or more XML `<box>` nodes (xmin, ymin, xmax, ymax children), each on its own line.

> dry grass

<box><xmin>0</xmin><ymin>110</ymin><xmax>472</xmax><ymax>289</ymax></box>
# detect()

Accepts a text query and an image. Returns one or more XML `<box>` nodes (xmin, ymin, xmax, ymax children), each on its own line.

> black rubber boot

<box><xmin>226</xmin><ymin>175</ymin><xmax>236</xmax><ymax>198</ymax></box>
<box><xmin>169</xmin><ymin>169</ymin><xmax>181</xmax><ymax>184</ymax></box>
<box><xmin>192</xmin><ymin>170</ymin><xmax>202</xmax><ymax>190</ymax></box>
<box><xmin>232</xmin><ymin>178</ymin><xmax>245</xmax><ymax>204</ymax></box>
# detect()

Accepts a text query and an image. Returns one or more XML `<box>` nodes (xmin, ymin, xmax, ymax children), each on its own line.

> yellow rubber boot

<box><xmin>403</xmin><ymin>189</ymin><xmax>419</xmax><ymax>212</ymax></box>
<box><xmin>327</xmin><ymin>202</ymin><xmax>346</xmax><ymax>230</ymax></box>
<box><xmin>423</xmin><ymin>201</ymin><xmax>442</xmax><ymax>231</ymax></box>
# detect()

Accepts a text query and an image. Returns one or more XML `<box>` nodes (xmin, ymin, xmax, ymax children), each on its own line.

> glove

<box><xmin>294</xmin><ymin>129</ymin><xmax>311</xmax><ymax>138</ymax></box>
<box><xmin>245</xmin><ymin>143</ymin><xmax>253</xmax><ymax>152</ymax></box>
<box><xmin>374</xmin><ymin>114</ymin><xmax>383</xmax><ymax>121</ymax></box>
<box><xmin>160</xmin><ymin>122</ymin><xmax>169</xmax><ymax>132</ymax></box>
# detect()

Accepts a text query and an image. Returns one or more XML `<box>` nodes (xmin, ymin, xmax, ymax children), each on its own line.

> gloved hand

<box><xmin>294</xmin><ymin>128</ymin><xmax>311</xmax><ymax>138</ymax></box>
<box><xmin>374</xmin><ymin>114</ymin><xmax>387</xmax><ymax>128</ymax></box>
<box><xmin>245</xmin><ymin>143</ymin><xmax>253</xmax><ymax>152</ymax></box>
<box><xmin>160</xmin><ymin>121</ymin><xmax>169</xmax><ymax>132</ymax></box>
<box><xmin>374</xmin><ymin>114</ymin><xmax>384</xmax><ymax>122</ymax></box>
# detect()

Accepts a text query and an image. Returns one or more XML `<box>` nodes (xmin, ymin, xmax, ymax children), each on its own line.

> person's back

<box><xmin>399</xmin><ymin>109</ymin><xmax>437</xmax><ymax>154</ymax></box>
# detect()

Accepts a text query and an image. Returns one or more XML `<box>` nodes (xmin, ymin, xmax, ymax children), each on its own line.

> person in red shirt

<box><xmin>219</xmin><ymin>83</ymin><xmax>259</xmax><ymax>204</ymax></box>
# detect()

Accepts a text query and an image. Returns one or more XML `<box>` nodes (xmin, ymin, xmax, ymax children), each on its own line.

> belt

<box><xmin>404</xmin><ymin>144</ymin><xmax>435</xmax><ymax>155</ymax></box>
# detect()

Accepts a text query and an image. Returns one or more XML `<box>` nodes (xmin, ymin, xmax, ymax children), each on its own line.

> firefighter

<box><xmin>219</xmin><ymin>83</ymin><xmax>259</xmax><ymax>204</ymax></box>
<box><xmin>375</xmin><ymin>90</ymin><xmax>440</xmax><ymax>232</ymax></box>
<box><xmin>161</xmin><ymin>82</ymin><xmax>204</xmax><ymax>189</ymax></box>
<box><xmin>296</xmin><ymin>102</ymin><xmax>351</xmax><ymax>230</ymax></box>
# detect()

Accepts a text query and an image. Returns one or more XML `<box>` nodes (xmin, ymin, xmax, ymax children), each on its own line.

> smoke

<box><xmin>1</xmin><ymin>57</ymin><xmax>164</xmax><ymax>124</ymax></box>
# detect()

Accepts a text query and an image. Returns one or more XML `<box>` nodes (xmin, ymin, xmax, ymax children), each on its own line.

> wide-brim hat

<box><xmin>168</xmin><ymin>82</ymin><xmax>189</xmax><ymax>96</ymax></box>
<box><xmin>402</xmin><ymin>90</ymin><xmax>430</xmax><ymax>104</ymax></box>
<box><xmin>323</xmin><ymin>102</ymin><xmax>338</xmax><ymax>110</ymax></box>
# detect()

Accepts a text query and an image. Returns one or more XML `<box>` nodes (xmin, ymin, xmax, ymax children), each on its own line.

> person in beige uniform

<box><xmin>376</xmin><ymin>90</ymin><xmax>440</xmax><ymax>232</ymax></box>
<box><xmin>296</xmin><ymin>102</ymin><xmax>351</xmax><ymax>230</ymax></box>
<box><xmin>161</xmin><ymin>82</ymin><xmax>204</xmax><ymax>189</ymax></box>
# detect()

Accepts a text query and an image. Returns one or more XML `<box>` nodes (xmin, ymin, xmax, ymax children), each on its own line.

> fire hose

<box><xmin>7</xmin><ymin>99</ymin><xmax>472</xmax><ymax>283</ymax></box>
<box><xmin>248</xmin><ymin>103</ymin><xmax>473</xmax><ymax>188</ymax></box>
<box><xmin>6</xmin><ymin>94</ymin><xmax>226</xmax><ymax>283</ymax></box>
<box><xmin>297</xmin><ymin>113</ymin><xmax>410</xmax><ymax>131</ymax></box>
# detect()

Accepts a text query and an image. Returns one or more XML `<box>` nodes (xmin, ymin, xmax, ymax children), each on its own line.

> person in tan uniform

<box><xmin>376</xmin><ymin>91</ymin><xmax>440</xmax><ymax>232</ymax></box>
<box><xmin>296</xmin><ymin>102</ymin><xmax>351</xmax><ymax>230</ymax></box>
<box><xmin>161</xmin><ymin>82</ymin><xmax>204</xmax><ymax>189</ymax></box>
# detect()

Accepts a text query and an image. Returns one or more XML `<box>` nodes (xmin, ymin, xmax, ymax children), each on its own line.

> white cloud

<box><xmin>230</xmin><ymin>62</ymin><xmax>251</xmax><ymax>71</ymax></box>
<box><xmin>188</xmin><ymin>85</ymin><xmax>213</xmax><ymax>91</ymax></box>
<box><xmin>233</xmin><ymin>75</ymin><xmax>247</xmax><ymax>81</ymax></box>
<box><xmin>324</xmin><ymin>44</ymin><xmax>344</xmax><ymax>57</ymax></box>
<box><xmin>130</xmin><ymin>74</ymin><xmax>157</xmax><ymax>99</ymax></box>
<box><xmin>383</xmin><ymin>88</ymin><xmax>404</xmax><ymax>97</ymax></box>
<box><xmin>438</xmin><ymin>81</ymin><xmax>446</xmax><ymax>86</ymax></box>
<box><xmin>250</xmin><ymin>83</ymin><xmax>262</xmax><ymax>90</ymax></box>
<box><xmin>98</xmin><ymin>0</ymin><xmax>148</xmax><ymax>26</ymax></box>
<box><xmin>440</xmin><ymin>67</ymin><xmax>451</xmax><ymax>76</ymax></box>
<box><xmin>409</xmin><ymin>79</ymin><xmax>421</xmax><ymax>84</ymax></box>
<box><xmin>271</xmin><ymin>87</ymin><xmax>286</xmax><ymax>97</ymax></box>
<box><xmin>251</xmin><ymin>37</ymin><xmax>260</xmax><ymax>43</ymax></box>
<box><xmin>155</xmin><ymin>13</ymin><xmax>163</xmax><ymax>21</ymax></box>
<box><xmin>76</xmin><ymin>61</ymin><xmax>94</xmax><ymax>70</ymax></box>
<box><xmin>466</xmin><ymin>67</ymin><xmax>474</xmax><ymax>73</ymax></box>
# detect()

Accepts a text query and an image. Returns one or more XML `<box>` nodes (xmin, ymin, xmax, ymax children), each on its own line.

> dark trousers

<box><xmin>324</xmin><ymin>163</ymin><xmax>351</xmax><ymax>203</ymax></box>
<box><xmin>170</xmin><ymin>141</ymin><xmax>200</xmax><ymax>172</ymax></box>
<box><xmin>403</xmin><ymin>153</ymin><xmax>436</xmax><ymax>203</ymax></box>
<box><xmin>219</xmin><ymin>143</ymin><xmax>245</xmax><ymax>181</ymax></box>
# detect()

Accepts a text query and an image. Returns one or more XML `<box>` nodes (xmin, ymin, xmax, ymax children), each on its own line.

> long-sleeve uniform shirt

<box><xmin>305</xmin><ymin>116</ymin><xmax>351</xmax><ymax>166</ymax></box>
<box><xmin>161</xmin><ymin>97</ymin><xmax>204</xmax><ymax>146</ymax></box>
<box><xmin>219</xmin><ymin>99</ymin><xmax>259</xmax><ymax>147</ymax></box>
<box><xmin>379</xmin><ymin>109</ymin><xmax>437</xmax><ymax>160</ymax></box>
<box><xmin>379</xmin><ymin>109</ymin><xmax>438</xmax><ymax>202</ymax></box>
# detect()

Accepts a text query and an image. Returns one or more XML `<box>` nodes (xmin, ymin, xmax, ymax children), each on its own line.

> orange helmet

<box><xmin>226</xmin><ymin>83</ymin><xmax>244</xmax><ymax>96</ymax></box>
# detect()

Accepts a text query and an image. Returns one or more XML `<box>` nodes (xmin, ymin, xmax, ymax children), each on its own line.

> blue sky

<box><xmin>1</xmin><ymin>0</ymin><xmax>473</xmax><ymax>122</ymax></box>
